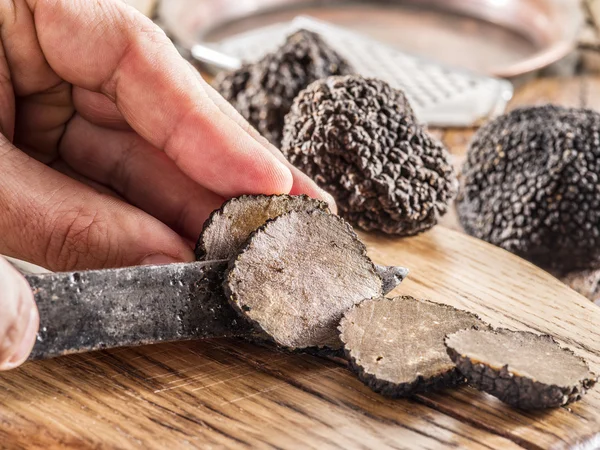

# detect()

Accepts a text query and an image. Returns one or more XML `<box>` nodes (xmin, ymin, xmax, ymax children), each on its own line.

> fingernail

<box><xmin>140</xmin><ymin>254</ymin><xmax>181</xmax><ymax>266</ymax></box>
<box><xmin>2</xmin><ymin>307</ymin><xmax>39</xmax><ymax>370</ymax></box>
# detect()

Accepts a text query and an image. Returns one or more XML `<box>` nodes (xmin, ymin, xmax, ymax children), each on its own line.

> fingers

<box><xmin>28</xmin><ymin>0</ymin><xmax>293</xmax><ymax>198</ymax></box>
<box><xmin>0</xmin><ymin>137</ymin><xmax>194</xmax><ymax>271</ymax></box>
<box><xmin>14</xmin><ymin>81</ymin><xmax>73</xmax><ymax>163</ymax></box>
<box><xmin>0</xmin><ymin>39</ymin><xmax>15</xmax><ymax>140</ymax></box>
<box><xmin>0</xmin><ymin>257</ymin><xmax>38</xmax><ymax>370</ymax></box>
<box><xmin>200</xmin><ymin>78</ymin><xmax>338</xmax><ymax>212</ymax></box>
<box><xmin>0</xmin><ymin>0</ymin><xmax>64</xmax><ymax>156</ymax></box>
<box><xmin>60</xmin><ymin>115</ymin><xmax>224</xmax><ymax>240</ymax></box>
<box><xmin>49</xmin><ymin>159</ymin><xmax>125</xmax><ymax>199</ymax></box>
<box><xmin>72</xmin><ymin>87</ymin><xmax>130</xmax><ymax>131</ymax></box>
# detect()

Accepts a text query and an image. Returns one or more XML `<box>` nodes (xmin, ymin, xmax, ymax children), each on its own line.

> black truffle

<box><xmin>225</xmin><ymin>209</ymin><xmax>382</xmax><ymax>350</ymax></box>
<box><xmin>457</xmin><ymin>105</ymin><xmax>600</xmax><ymax>273</ymax></box>
<box><xmin>281</xmin><ymin>75</ymin><xmax>457</xmax><ymax>235</ymax></box>
<box><xmin>339</xmin><ymin>296</ymin><xmax>484</xmax><ymax>397</ymax></box>
<box><xmin>196</xmin><ymin>194</ymin><xmax>328</xmax><ymax>260</ymax></box>
<box><xmin>445</xmin><ymin>328</ymin><xmax>598</xmax><ymax>409</ymax></box>
<box><xmin>213</xmin><ymin>30</ymin><xmax>353</xmax><ymax>145</ymax></box>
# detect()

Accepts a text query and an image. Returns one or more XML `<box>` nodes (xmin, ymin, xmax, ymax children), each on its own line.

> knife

<box><xmin>26</xmin><ymin>261</ymin><xmax>407</xmax><ymax>360</ymax></box>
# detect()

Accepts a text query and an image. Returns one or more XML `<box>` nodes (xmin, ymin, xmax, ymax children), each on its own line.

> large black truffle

<box><xmin>281</xmin><ymin>75</ymin><xmax>457</xmax><ymax>235</ymax></box>
<box><xmin>225</xmin><ymin>209</ymin><xmax>382</xmax><ymax>350</ymax></box>
<box><xmin>339</xmin><ymin>296</ymin><xmax>484</xmax><ymax>397</ymax></box>
<box><xmin>445</xmin><ymin>328</ymin><xmax>598</xmax><ymax>409</ymax></box>
<box><xmin>213</xmin><ymin>30</ymin><xmax>353</xmax><ymax>145</ymax></box>
<box><xmin>457</xmin><ymin>105</ymin><xmax>600</xmax><ymax>272</ymax></box>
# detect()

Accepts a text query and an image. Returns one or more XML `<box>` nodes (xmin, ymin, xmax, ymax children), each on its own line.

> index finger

<box><xmin>28</xmin><ymin>0</ymin><xmax>293</xmax><ymax>198</ymax></box>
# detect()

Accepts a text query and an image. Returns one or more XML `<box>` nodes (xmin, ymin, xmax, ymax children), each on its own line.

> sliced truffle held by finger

<box><xmin>225</xmin><ymin>209</ymin><xmax>382</xmax><ymax>350</ymax></box>
<box><xmin>339</xmin><ymin>296</ymin><xmax>485</xmax><ymax>397</ymax></box>
<box><xmin>445</xmin><ymin>328</ymin><xmax>598</xmax><ymax>409</ymax></box>
<box><xmin>196</xmin><ymin>194</ymin><xmax>329</xmax><ymax>260</ymax></box>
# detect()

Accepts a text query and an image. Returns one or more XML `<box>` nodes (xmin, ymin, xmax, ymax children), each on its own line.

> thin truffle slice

<box><xmin>196</xmin><ymin>194</ymin><xmax>328</xmax><ymax>260</ymax></box>
<box><xmin>282</xmin><ymin>75</ymin><xmax>457</xmax><ymax>235</ymax></box>
<box><xmin>339</xmin><ymin>296</ymin><xmax>484</xmax><ymax>397</ymax></box>
<box><xmin>198</xmin><ymin>194</ymin><xmax>408</xmax><ymax>293</ymax></box>
<box><xmin>225</xmin><ymin>209</ymin><xmax>382</xmax><ymax>349</ymax></box>
<box><xmin>445</xmin><ymin>328</ymin><xmax>598</xmax><ymax>409</ymax></box>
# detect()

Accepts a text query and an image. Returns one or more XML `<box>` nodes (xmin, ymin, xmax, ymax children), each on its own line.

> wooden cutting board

<box><xmin>0</xmin><ymin>226</ymin><xmax>599</xmax><ymax>450</ymax></box>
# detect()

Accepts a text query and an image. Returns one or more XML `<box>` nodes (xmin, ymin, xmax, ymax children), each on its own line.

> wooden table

<box><xmin>1</xmin><ymin>226</ymin><xmax>599</xmax><ymax>449</ymax></box>
<box><xmin>2</xmin><ymin>6</ymin><xmax>600</xmax><ymax>450</ymax></box>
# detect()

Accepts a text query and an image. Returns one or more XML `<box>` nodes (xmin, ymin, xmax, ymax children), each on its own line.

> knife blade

<box><xmin>26</xmin><ymin>261</ymin><xmax>407</xmax><ymax>360</ymax></box>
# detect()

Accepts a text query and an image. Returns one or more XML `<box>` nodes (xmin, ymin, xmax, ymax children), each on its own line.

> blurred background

<box><xmin>128</xmin><ymin>0</ymin><xmax>596</xmax><ymax>78</ymax></box>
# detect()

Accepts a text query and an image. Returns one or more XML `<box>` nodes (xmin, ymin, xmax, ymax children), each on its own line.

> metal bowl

<box><xmin>159</xmin><ymin>0</ymin><xmax>583</xmax><ymax>78</ymax></box>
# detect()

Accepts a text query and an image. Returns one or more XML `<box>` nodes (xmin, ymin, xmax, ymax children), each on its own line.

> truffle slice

<box><xmin>196</xmin><ymin>194</ymin><xmax>328</xmax><ymax>260</ymax></box>
<box><xmin>445</xmin><ymin>328</ymin><xmax>598</xmax><ymax>409</ymax></box>
<box><xmin>213</xmin><ymin>30</ymin><xmax>353</xmax><ymax>145</ymax></box>
<box><xmin>225</xmin><ymin>209</ymin><xmax>382</xmax><ymax>349</ymax></box>
<box><xmin>339</xmin><ymin>296</ymin><xmax>484</xmax><ymax>397</ymax></box>
<box><xmin>198</xmin><ymin>194</ymin><xmax>408</xmax><ymax>293</ymax></box>
<box><xmin>457</xmin><ymin>105</ymin><xmax>600</xmax><ymax>273</ymax></box>
<box><xmin>281</xmin><ymin>75</ymin><xmax>457</xmax><ymax>235</ymax></box>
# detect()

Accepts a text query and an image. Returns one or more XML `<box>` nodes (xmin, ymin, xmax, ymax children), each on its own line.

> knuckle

<box><xmin>44</xmin><ymin>205</ymin><xmax>120</xmax><ymax>270</ymax></box>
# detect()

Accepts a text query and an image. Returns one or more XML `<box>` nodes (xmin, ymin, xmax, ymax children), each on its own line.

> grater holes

<box><xmin>209</xmin><ymin>16</ymin><xmax>511</xmax><ymax>126</ymax></box>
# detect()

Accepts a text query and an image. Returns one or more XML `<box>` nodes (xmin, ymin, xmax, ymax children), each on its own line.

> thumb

<box><xmin>0</xmin><ymin>138</ymin><xmax>194</xmax><ymax>271</ymax></box>
<box><xmin>0</xmin><ymin>257</ymin><xmax>38</xmax><ymax>370</ymax></box>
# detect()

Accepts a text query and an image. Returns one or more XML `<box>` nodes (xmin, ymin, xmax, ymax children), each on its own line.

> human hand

<box><xmin>0</xmin><ymin>258</ymin><xmax>38</xmax><ymax>371</ymax></box>
<box><xmin>0</xmin><ymin>0</ymin><xmax>335</xmax><ymax>272</ymax></box>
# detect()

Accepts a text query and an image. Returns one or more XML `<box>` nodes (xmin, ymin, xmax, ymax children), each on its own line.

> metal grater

<box><xmin>192</xmin><ymin>16</ymin><xmax>513</xmax><ymax>128</ymax></box>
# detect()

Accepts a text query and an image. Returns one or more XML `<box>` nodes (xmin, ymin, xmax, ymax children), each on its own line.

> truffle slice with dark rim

<box><xmin>196</xmin><ymin>194</ymin><xmax>329</xmax><ymax>260</ymax></box>
<box><xmin>198</xmin><ymin>194</ymin><xmax>408</xmax><ymax>294</ymax></box>
<box><xmin>445</xmin><ymin>328</ymin><xmax>597</xmax><ymax>409</ymax></box>
<box><xmin>339</xmin><ymin>296</ymin><xmax>484</xmax><ymax>397</ymax></box>
<box><xmin>225</xmin><ymin>209</ymin><xmax>382</xmax><ymax>350</ymax></box>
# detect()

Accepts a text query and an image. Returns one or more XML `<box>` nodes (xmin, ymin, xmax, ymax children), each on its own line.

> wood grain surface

<box><xmin>0</xmin><ymin>227</ymin><xmax>599</xmax><ymax>449</ymax></box>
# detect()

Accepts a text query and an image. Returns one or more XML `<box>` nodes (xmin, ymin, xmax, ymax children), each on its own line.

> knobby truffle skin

<box><xmin>281</xmin><ymin>75</ymin><xmax>457</xmax><ymax>235</ymax></box>
<box><xmin>213</xmin><ymin>30</ymin><xmax>353</xmax><ymax>145</ymax></box>
<box><xmin>445</xmin><ymin>328</ymin><xmax>597</xmax><ymax>409</ymax></box>
<box><xmin>457</xmin><ymin>105</ymin><xmax>600</xmax><ymax>272</ymax></box>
